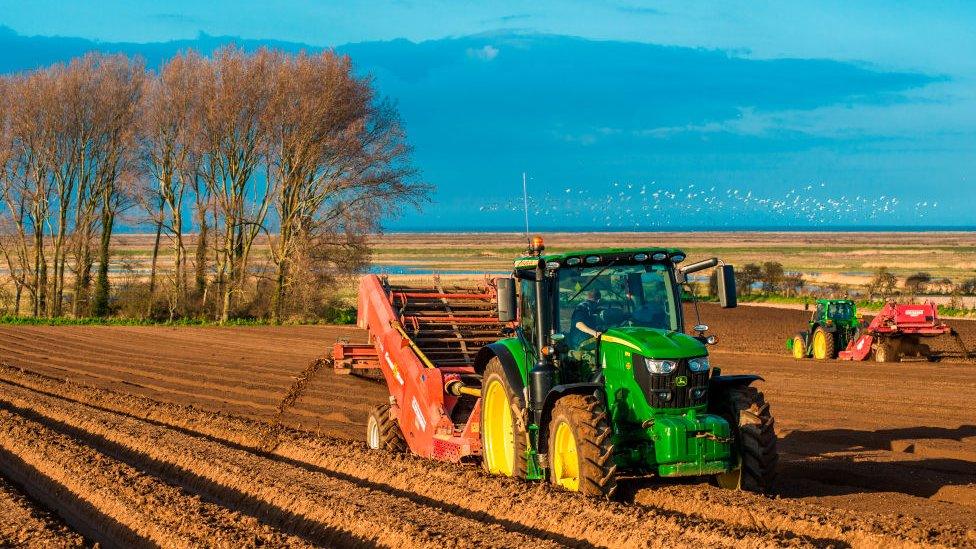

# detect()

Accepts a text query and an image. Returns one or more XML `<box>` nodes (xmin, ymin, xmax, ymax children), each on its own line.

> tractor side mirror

<box><xmin>497</xmin><ymin>277</ymin><xmax>517</xmax><ymax>322</ymax></box>
<box><xmin>717</xmin><ymin>265</ymin><xmax>737</xmax><ymax>308</ymax></box>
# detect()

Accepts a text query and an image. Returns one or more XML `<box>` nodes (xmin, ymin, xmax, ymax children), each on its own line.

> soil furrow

<box><xmin>1</xmin><ymin>364</ymin><xmax>954</xmax><ymax>548</ymax></box>
<box><xmin>0</xmin><ymin>473</ymin><xmax>86</xmax><ymax>548</ymax></box>
<box><xmin>0</xmin><ymin>407</ymin><xmax>313</xmax><ymax>549</ymax></box>
<box><xmin>0</xmin><ymin>379</ymin><xmax>569</xmax><ymax>548</ymax></box>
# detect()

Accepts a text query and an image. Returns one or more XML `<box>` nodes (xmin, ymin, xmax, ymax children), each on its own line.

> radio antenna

<box><xmin>522</xmin><ymin>172</ymin><xmax>530</xmax><ymax>245</ymax></box>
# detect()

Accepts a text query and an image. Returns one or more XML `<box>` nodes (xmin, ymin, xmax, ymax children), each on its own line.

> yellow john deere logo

<box><xmin>674</xmin><ymin>376</ymin><xmax>688</xmax><ymax>387</ymax></box>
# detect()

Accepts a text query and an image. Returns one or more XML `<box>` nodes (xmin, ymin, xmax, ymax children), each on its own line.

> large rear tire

<box><xmin>812</xmin><ymin>327</ymin><xmax>835</xmax><ymax>360</ymax></box>
<box><xmin>713</xmin><ymin>386</ymin><xmax>777</xmax><ymax>494</ymax></box>
<box><xmin>547</xmin><ymin>394</ymin><xmax>617</xmax><ymax>499</ymax></box>
<box><xmin>366</xmin><ymin>403</ymin><xmax>407</xmax><ymax>452</ymax></box>
<box><xmin>481</xmin><ymin>357</ymin><xmax>527</xmax><ymax>478</ymax></box>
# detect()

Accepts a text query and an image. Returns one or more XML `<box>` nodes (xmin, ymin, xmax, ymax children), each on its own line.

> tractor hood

<box><xmin>601</xmin><ymin>327</ymin><xmax>707</xmax><ymax>359</ymax></box>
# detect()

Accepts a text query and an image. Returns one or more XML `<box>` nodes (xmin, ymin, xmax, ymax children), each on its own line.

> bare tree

<box><xmin>263</xmin><ymin>51</ymin><xmax>426</xmax><ymax>322</ymax></box>
<box><xmin>88</xmin><ymin>55</ymin><xmax>145</xmax><ymax>317</ymax></box>
<box><xmin>197</xmin><ymin>47</ymin><xmax>275</xmax><ymax>323</ymax></box>
<box><xmin>0</xmin><ymin>78</ymin><xmax>30</xmax><ymax>314</ymax></box>
<box><xmin>3</xmin><ymin>71</ymin><xmax>59</xmax><ymax>316</ymax></box>
<box><xmin>140</xmin><ymin>52</ymin><xmax>205</xmax><ymax>318</ymax></box>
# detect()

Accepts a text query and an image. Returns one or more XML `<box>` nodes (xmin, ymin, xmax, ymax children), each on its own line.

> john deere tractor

<box><xmin>476</xmin><ymin>238</ymin><xmax>777</xmax><ymax>497</ymax></box>
<box><xmin>787</xmin><ymin>299</ymin><xmax>860</xmax><ymax>360</ymax></box>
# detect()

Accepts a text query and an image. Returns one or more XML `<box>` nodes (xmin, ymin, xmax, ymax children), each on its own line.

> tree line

<box><xmin>0</xmin><ymin>48</ymin><xmax>426</xmax><ymax>323</ymax></box>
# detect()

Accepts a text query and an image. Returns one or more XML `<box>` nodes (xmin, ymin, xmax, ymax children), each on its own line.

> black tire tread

<box><xmin>370</xmin><ymin>403</ymin><xmax>407</xmax><ymax>453</ymax></box>
<box><xmin>724</xmin><ymin>386</ymin><xmax>778</xmax><ymax>493</ymax></box>
<box><xmin>549</xmin><ymin>394</ymin><xmax>618</xmax><ymax>499</ymax></box>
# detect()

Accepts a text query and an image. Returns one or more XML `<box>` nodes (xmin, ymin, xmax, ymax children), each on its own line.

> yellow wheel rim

<box><xmin>813</xmin><ymin>331</ymin><xmax>827</xmax><ymax>359</ymax></box>
<box><xmin>551</xmin><ymin>421</ymin><xmax>580</xmax><ymax>491</ymax></box>
<box><xmin>482</xmin><ymin>380</ymin><xmax>515</xmax><ymax>476</ymax></box>
<box><xmin>792</xmin><ymin>337</ymin><xmax>805</xmax><ymax>359</ymax></box>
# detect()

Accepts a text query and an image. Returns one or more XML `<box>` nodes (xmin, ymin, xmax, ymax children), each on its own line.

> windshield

<box><xmin>827</xmin><ymin>302</ymin><xmax>854</xmax><ymax>320</ymax></box>
<box><xmin>557</xmin><ymin>262</ymin><xmax>679</xmax><ymax>347</ymax></box>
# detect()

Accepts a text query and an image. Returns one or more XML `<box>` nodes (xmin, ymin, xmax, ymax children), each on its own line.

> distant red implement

<box><xmin>839</xmin><ymin>301</ymin><xmax>969</xmax><ymax>362</ymax></box>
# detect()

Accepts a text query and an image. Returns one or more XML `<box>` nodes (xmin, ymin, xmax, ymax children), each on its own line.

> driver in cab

<box><xmin>570</xmin><ymin>289</ymin><xmax>604</xmax><ymax>348</ymax></box>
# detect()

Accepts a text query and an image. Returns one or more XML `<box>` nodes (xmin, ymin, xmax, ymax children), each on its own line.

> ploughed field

<box><xmin>0</xmin><ymin>306</ymin><xmax>974</xmax><ymax>547</ymax></box>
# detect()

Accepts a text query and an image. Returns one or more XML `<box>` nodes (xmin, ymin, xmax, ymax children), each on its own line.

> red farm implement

<box><xmin>838</xmin><ymin>301</ymin><xmax>970</xmax><ymax>362</ymax></box>
<box><xmin>332</xmin><ymin>275</ymin><xmax>505</xmax><ymax>461</ymax></box>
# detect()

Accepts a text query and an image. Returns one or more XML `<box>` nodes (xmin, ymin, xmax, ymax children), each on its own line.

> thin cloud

<box><xmin>482</xmin><ymin>13</ymin><xmax>533</xmax><ymax>24</ymax></box>
<box><xmin>616</xmin><ymin>5</ymin><xmax>665</xmax><ymax>16</ymax></box>
<box><xmin>150</xmin><ymin>13</ymin><xmax>201</xmax><ymax>25</ymax></box>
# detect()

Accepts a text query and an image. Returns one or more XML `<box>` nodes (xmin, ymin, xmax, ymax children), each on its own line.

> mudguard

<box><xmin>474</xmin><ymin>343</ymin><xmax>525</xmax><ymax>394</ymax></box>
<box><xmin>537</xmin><ymin>382</ymin><xmax>604</xmax><ymax>450</ymax></box>
<box><xmin>709</xmin><ymin>374</ymin><xmax>764</xmax><ymax>392</ymax></box>
<box><xmin>786</xmin><ymin>331</ymin><xmax>808</xmax><ymax>350</ymax></box>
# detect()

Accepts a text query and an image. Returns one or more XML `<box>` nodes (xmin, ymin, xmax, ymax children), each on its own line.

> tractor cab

<box><xmin>814</xmin><ymin>299</ymin><xmax>856</xmax><ymax>325</ymax></box>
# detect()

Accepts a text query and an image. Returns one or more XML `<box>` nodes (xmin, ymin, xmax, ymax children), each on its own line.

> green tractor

<box><xmin>786</xmin><ymin>299</ymin><xmax>860</xmax><ymax>360</ymax></box>
<box><xmin>476</xmin><ymin>239</ymin><xmax>777</xmax><ymax>497</ymax></box>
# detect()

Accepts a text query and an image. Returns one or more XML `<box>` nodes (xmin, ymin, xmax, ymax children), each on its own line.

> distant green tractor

<box><xmin>787</xmin><ymin>299</ymin><xmax>861</xmax><ymax>360</ymax></box>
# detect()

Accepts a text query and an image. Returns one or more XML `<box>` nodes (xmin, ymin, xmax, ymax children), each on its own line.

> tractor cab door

<box><xmin>519</xmin><ymin>278</ymin><xmax>539</xmax><ymax>358</ymax></box>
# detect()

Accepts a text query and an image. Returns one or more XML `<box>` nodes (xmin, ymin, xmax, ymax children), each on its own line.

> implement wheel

<box><xmin>713</xmin><ymin>386</ymin><xmax>778</xmax><ymax>494</ymax></box>
<box><xmin>481</xmin><ymin>357</ymin><xmax>527</xmax><ymax>477</ymax></box>
<box><xmin>366</xmin><ymin>403</ymin><xmax>406</xmax><ymax>452</ymax></box>
<box><xmin>874</xmin><ymin>341</ymin><xmax>898</xmax><ymax>363</ymax></box>
<box><xmin>812</xmin><ymin>328</ymin><xmax>835</xmax><ymax>360</ymax></box>
<box><xmin>791</xmin><ymin>335</ymin><xmax>807</xmax><ymax>360</ymax></box>
<box><xmin>547</xmin><ymin>394</ymin><xmax>617</xmax><ymax>499</ymax></box>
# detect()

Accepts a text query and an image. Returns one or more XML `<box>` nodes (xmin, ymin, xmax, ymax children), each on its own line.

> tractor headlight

<box><xmin>688</xmin><ymin>358</ymin><xmax>710</xmax><ymax>372</ymax></box>
<box><xmin>645</xmin><ymin>359</ymin><xmax>677</xmax><ymax>374</ymax></box>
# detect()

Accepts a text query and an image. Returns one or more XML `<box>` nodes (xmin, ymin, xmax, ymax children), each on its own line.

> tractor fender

<box><xmin>537</xmin><ymin>382</ymin><xmax>605</xmax><ymax>451</ymax></box>
<box><xmin>709</xmin><ymin>374</ymin><xmax>764</xmax><ymax>393</ymax></box>
<box><xmin>473</xmin><ymin>343</ymin><xmax>525</xmax><ymax>395</ymax></box>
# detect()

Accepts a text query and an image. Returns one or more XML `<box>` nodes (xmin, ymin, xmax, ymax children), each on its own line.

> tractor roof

<box><xmin>816</xmin><ymin>298</ymin><xmax>855</xmax><ymax>304</ymax></box>
<box><xmin>513</xmin><ymin>247</ymin><xmax>686</xmax><ymax>270</ymax></box>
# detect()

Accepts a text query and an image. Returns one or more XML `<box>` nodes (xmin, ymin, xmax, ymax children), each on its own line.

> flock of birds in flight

<box><xmin>478</xmin><ymin>181</ymin><xmax>939</xmax><ymax>228</ymax></box>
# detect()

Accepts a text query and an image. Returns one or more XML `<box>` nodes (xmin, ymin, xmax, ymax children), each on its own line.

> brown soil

<box><xmin>0</xmin><ymin>311</ymin><xmax>974</xmax><ymax>547</ymax></box>
<box><xmin>0</xmin><ymin>474</ymin><xmax>85</xmax><ymax>548</ymax></box>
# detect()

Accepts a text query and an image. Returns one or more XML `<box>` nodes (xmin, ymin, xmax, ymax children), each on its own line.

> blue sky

<box><xmin>1</xmin><ymin>1</ymin><xmax>973</xmax><ymax>229</ymax></box>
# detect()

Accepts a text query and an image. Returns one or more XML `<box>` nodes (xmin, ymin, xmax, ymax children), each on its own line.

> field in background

<box><xmin>109</xmin><ymin>230</ymin><xmax>976</xmax><ymax>285</ymax></box>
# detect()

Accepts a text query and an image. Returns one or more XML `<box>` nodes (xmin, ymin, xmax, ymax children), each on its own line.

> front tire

<box><xmin>366</xmin><ymin>403</ymin><xmax>406</xmax><ymax>452</ymax></box>
<box><xmin>791</xmin><ymin>335</ymin><xmax>807</xmax><ymax>359</ymax></box>
<box><xmin>713</xmin><ymin>386</ymin><xmax>777</xmax><ymax>493</ymax></box>
<box><xmin>547</xmin><ymin>394</ymin><xmax>617</xmax><ymax>498</ymax></box>
<box><xmin>812</xmin><ymin>328</ymin><xmax>835</xmax><ymax>360</ymax></box>
<box><xmin>481</xmin><ymin>357</ymin><xmax>527</xmax><ymax>477</ymax></box>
